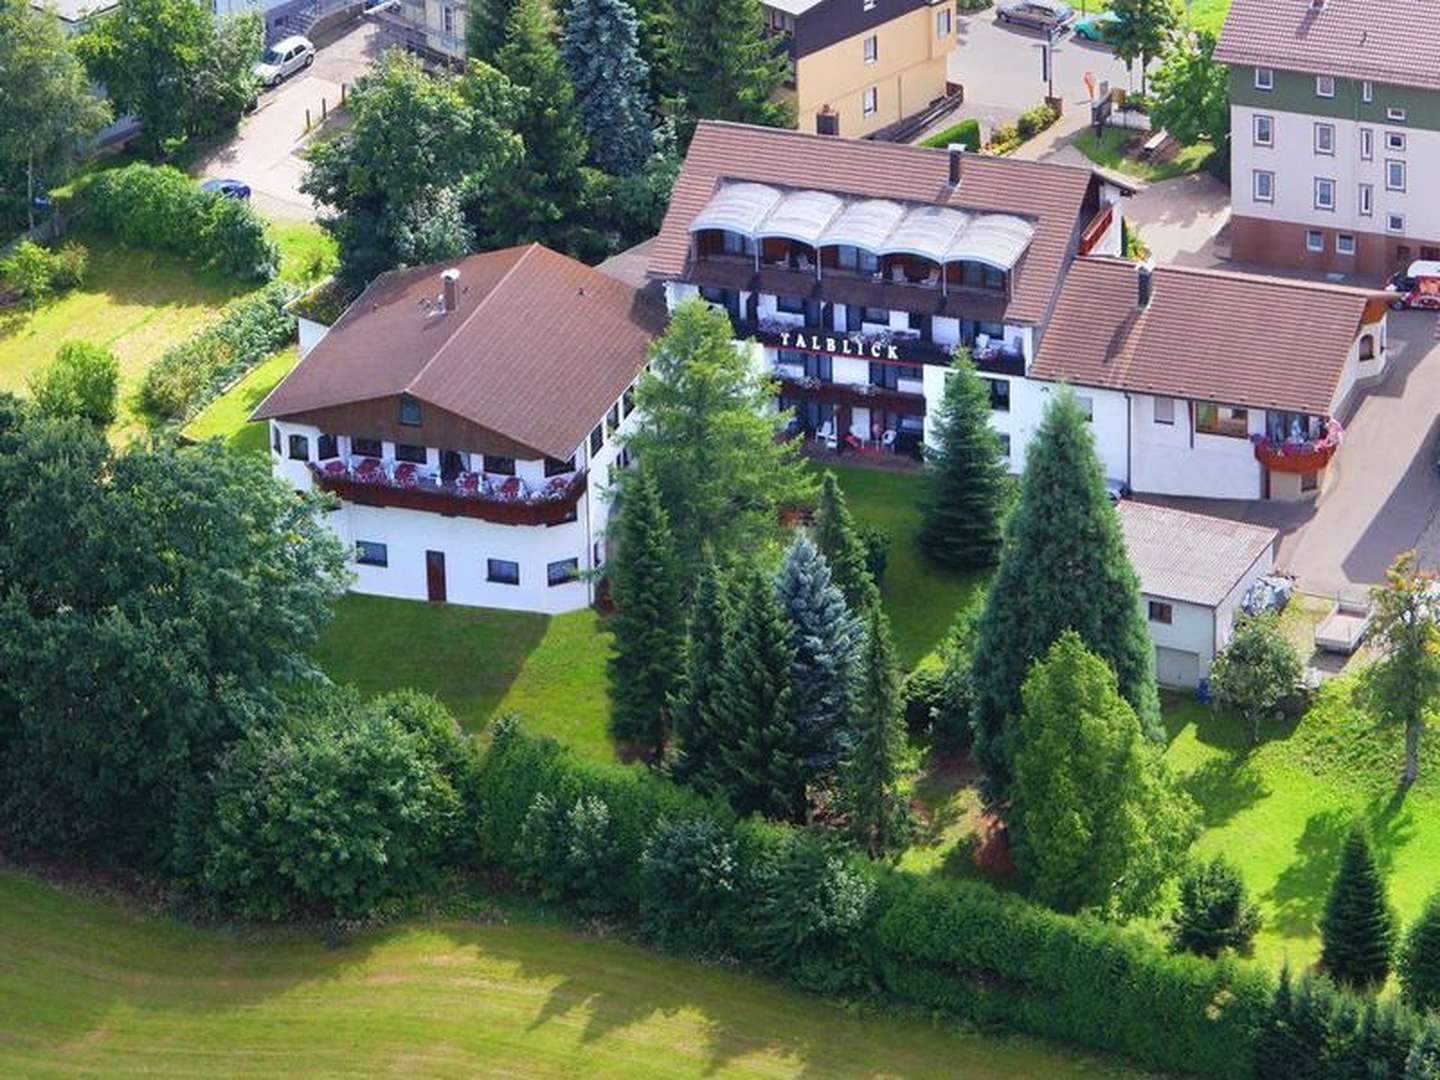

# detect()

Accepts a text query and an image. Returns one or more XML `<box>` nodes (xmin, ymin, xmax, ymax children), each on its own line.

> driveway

<box><xmin>195</xmin><ymin>19</ymin><xmax>383</xmax><ymax>221</ymax></box>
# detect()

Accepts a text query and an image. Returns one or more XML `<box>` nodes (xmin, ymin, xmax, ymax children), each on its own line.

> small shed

<box><xmin>1116</xmin><ymin>501</ymin><xmax>1279</xmax><ymax>689</ymax></box>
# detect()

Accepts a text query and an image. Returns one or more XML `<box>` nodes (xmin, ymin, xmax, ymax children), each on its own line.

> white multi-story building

<box><xmin>253</xmin><ymin>244</ymin><xmax>666</xmax><ymax>613</ymax></box>
<box><xmin>1216</xmin><ymin>0</ymin><xmax>1440</xmax><ymax>276</ymax></box>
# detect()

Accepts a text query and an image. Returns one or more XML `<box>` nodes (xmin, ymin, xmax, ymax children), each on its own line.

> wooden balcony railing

<box><xmin>312</xmin><ymin>462</ymin><xmax>587</xmax><ymax>526</ymax></box>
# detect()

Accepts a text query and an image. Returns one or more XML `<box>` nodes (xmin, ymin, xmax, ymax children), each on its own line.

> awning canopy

<box><xmin>818</xmin><ymin>199</ymin><xmax>907</xmax><ymax>253</ymax></box>
<box><xmin>946</xmin><ymin>214</ymin><xmax>1035</xmax><ymax>270</ymax></box>
<box><xmin>879</xmin><ymin>206</ymin><xmax>970</xmax><ymax>262</ymax></box>
<box><xmin>689</xmin><ymin>182</ymin><xmax>783</xmax><ymax>237</ymax></box>
<box><xmin>760</xmin><ymin>189</ymin><xmax>846</xmax><ymax>246</ymax></box>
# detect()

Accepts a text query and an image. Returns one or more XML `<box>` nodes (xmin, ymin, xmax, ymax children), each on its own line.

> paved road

<box><xmin>195</xmin><ymin>19</ymin><xmax>383</xmax><ymax>221</ymax></box>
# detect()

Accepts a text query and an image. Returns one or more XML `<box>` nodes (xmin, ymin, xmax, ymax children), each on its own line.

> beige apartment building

<box><xmin>763</xmin><ymin>0</ymin><xmax>957</xmax><ymax>137</ymax></box>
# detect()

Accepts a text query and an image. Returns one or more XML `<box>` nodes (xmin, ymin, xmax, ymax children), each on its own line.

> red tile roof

<box><xmin>647</xmin><ymin>120</ymin><xmax>1101</xmax><ymax>325</ymax></box>
<box><xmin>1030</xmin><ymin>258</ymin><xmax>1381</xmax><ymax>416</ymax></box>
<box><xmin>1214</xmin><ymin>0</ymin><xmax>1440</xmax><ymax>92</ymax></box>
<box><xmin>253</xmin><ymin>244</ymin><xmax>668</xmax><ymax>460</ymax></box>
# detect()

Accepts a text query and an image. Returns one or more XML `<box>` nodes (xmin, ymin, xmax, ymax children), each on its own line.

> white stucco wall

<box><xmin>1128</xmin><ymin>394</ymin><xmax>1265</xmax><ymax>500</ymax></box>
<box><xmin>1009</xmin><ymin>379</ymin><xmax>1129</xmax><ymax>482</ymax></box>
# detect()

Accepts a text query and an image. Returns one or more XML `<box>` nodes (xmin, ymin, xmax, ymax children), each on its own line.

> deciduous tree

<box><xmin>842</xmin><ymin>605</ymin><xmax>912</xmax><ymax>858</ymax></box>
<box><xmin>813</xmin><ymin>470</ymin><xmax>879</xmax><ymax>612</ymax></box>
<box><xmin>560</xmin><ymin>0</ymin><xmax>654</xmax><ymax>175</ymax></box>
<box><xmin>1208</xmin><ymin>614</ymin><xmax>1303</xmax><ymax>744</ymax></box>
<box><xmin>1362</xmin><ymin>551</ymin><xmax>1440</xmax><ymax>789</ymax></box>
<box><xmin>1150</xmin><ymin>30</ymin><xmax>1230</xmax><ymax>148</ymax></box>
<box><xmin>27</xmin><ymin>341</ymin><xmax>120</xmax><ymax>428</ymax></box>
<box><xmin>1321</xmin><ymin>826</ymin><xmax>1397</xmax><ymax>992</ymax></box>
<box><xmin>1108</xmin><ymin>0</ymin><xmax>1180</xmax><ymax>95</ymax></box>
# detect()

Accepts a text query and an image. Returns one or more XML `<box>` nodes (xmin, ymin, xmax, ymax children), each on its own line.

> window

<box><xmin>1360</xmin><ymin>128</ymin><xmax>1374</xmax><ymax>160</ymax></box>
<box><xmin>351</xmin><ymin>437</ymin><xmax>382</xmax><ymax>458</ymax></box>
<box><xmin>863</xmin><ymin>86</ymin><xmax>878</xmax><ymax>118</ymax></box>
<box><xmin>1363</xmin><ymin>80</ymin><xmax>1374</xmax><ymax>103</ymax></box>
<box><xmin>1313</xmin><ymin>122</ymin><xmax>1334</xmax><ymax>154</ymax></box>
<box><xmin>617</xmin><ymin>447</ymin><xmax>632</xmax><ymax>470</ymax></box>
<box><xmin>1387</xmin><ymin>131</ymin><xmax>1407</xmax><ymax>151</ymax></box>
<box><xmin>1359</xmin><ymin>183</ymin><xmax>1374</xmax><ymax>217</ymax></box>
<box><xmin>776</xmin><ymin>294</ymin><xmax>805</xmax><ymax>315</ymax></box>
<box><xmin>1254</xmin><ymin>67</ymin><xmax>1274</xmax><ymax>91</ymax></box>
<box><xmin>395</xmin><ymin>443</ymin><xmax>426</xmax><ymax>464</ymax></box>
<box><xmin>1148</xmin><ymin>600</ymin><xmax>1173</xmax><ymax>625</ymax></box>
<box><xmin>1388</xmin><ymin>106</ymin><xmax>1407</xmax><ymax>122</ymax></box>
<box><xmin>863</xmin><ymin>34</ymin><xmax>877</xmax><ymax>64</ymax></box>
<box><xmin>607</xmin><ymin>402</ymin><xmax>621</xmax><ymax>432</ymax></box>
<box><xmin>1253</xmin><ymin>114</ymin><xmax>1273</xmax><ymax>146</ymax></box>
<box><xmin>1306</xmin><ymin>229</ymin><xmax>1325</xmax><ymax>252</ymax></box>
<box><xmin>1315</xmin><ymin>75</ymin><xmax>1335</xmax><ymax>98</ymax></box>
<box><xmin>863</xmin><ymin>0</ymin><xmax>874</xmax><ymax>9</ymax></box>
<box><xmin>399</xmin><ymin>394</ymin><xmax>422</xmax><ymax>426</ymax></box>
<box><xmin>483</xmin><ymin>454</ymin><xmax>515</xmax><ymax>476</ymax></box>
<box><xmin>1076</xmin><ymin>395</ymin><xmax>1094</xmax><ymax>422</ymax></box>
<box><xmin>547</xmin><ymin>558</ymin><xmax>579</xmax><ymax>587</ymax></box>
<box><xmin>1153</xmin><ymin>396</ymin><xmax>1175</xmax><ymax>425</ymax></box>
<box><xmin>317</xmin><ymin>433</ymin><xmax>338</xmax><ymax>460</ymax></box>
<box><xmin>1388</xmin><ymin>213</ymin><xmax>1406</xmax><ymax>234</ymax></box>
<box><xmin>1314</xmin><ymin>177</ymin><xmax>1335</xmax><ymax>210</ymax></box>
<box><xmin>590</xmin><ymin>424</ymin><xmax>604</xmax><ymax>455</ymax></box>
<box><xmin>355</xmin><ymin>540</ymin><xmax>388</xmax><ymax>567</ymax></box>
<box><xmin>998</xmin><ymin>433</ymin><xmax>1011</xmax><ymax>459</ymax></box>
<box><xmin>1253</xmin><ymin>170</ymin><xmax>1274</xmax><ymax>203</ymax></box>
<box><xmin>1195</xmin><ymin>402</ymin><xmax>1249</xmax><ymax>438</ymax></box>
<box><xmin>1337</xmin><ymin>233</ymin><xmax>1357</xmax><ymax>256</ymax></box>
<box><xmin>986</xmin><ymin>377</ymin><xmax>1011</xmax><ymax>413</ymax></box>
<box><xmin>936</xmin><ymin>7</ymin><xmax>951</xmax><ymax>36</ymax></box>
<box><xmin>1359</xmin><ymin>333</ymin><xmax>1377</xmax><ymax>361</ymax></box>
<box><xmin>720</xmin><ymin>230</ymin><xmax>751</xmax><ymax>256</ymax></box>
<box><xmin>621</xmin><ymin>387</ymin><xmax>635</xmax><ymax>417</ymax></box>
<box><xmin>288</xmin><ymin>433</ymin><xmax>309</xmax><ymax>461</ymax></box>
<box><xmin>271</xmin><ymin>424</ymin><xmax>280</xmax><ymax>453</ymax></box>
<box><xmin>544</xmin><ymin>454</ymin><xmax>576</xmax><ymax>477</ymax></box>
<box><xmin>1387</xmin><ymin>159</ymin><xmax>1407</xmax><ymax>192</ymax></box>
<box><xmin>862</xmin><ymin>305</ymin><xmax>889</xmax><ymax>325</ymax></box>
<box><xmin>487</xmin><ymin>558</ymin><xmax>520</xmax><ymax>585</ymax></box>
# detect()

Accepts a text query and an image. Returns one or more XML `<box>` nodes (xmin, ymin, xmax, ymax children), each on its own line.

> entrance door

<box><xmin>425</xmin><ymin>550</ymin><xmax>446</xmax><ymax>603</ymax></box>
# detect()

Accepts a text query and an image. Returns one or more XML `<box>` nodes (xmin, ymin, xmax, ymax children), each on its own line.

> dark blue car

<box><xmin>201</xmin><ymin>178</ymin><xmax>252</xmax><ymax>201</ymax></box>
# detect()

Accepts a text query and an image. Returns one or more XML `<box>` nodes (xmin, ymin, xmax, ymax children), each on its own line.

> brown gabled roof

<box><xmin>647</xmin><ymin>120</ymin><xmax>1100</xmax><ymax>326</ymax></box>
<box><xmin>253</xmin><ymin>244</ymin><xmax>668</xmax><ymax>460</ymax></box>
<box><xmin>1117</xmin><ymin>501</ymin><xmax>1277</xmax><ymax>608</ymax></box>
<box><xmin>1030</xmin><ymin>258</ymin><xmax>1381</xmax><ymax>416</ymax></box>
<box><xmin>1214</xmin><ymin>0</ymin><xmax>1440</xmax><ymax>92</ymax></box>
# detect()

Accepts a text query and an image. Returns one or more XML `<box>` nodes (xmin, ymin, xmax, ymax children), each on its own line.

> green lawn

<box><xmin>0</xmin><ymin>870</ymin><xmax>1134</xmax><ymax>1079</ymax></box>
<box><xmin>1074</xmin><ymin>128</ymin><xmax>1218</xmax><ymax>183</ymax></box>
<box><xmin>182</xmin><ymin>345</ymin><xmax>300</xmax><ymax>451</ymax></box>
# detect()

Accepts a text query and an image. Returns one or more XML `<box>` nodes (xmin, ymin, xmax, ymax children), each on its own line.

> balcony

<box><xmin>1252</xmin><ymin>424</ymin><xmax>1342</xmax><ymax>475</ymax></box>
<box><xmin>775</xmin><ymin>373</ymin><xmax>928</xmax><ymax>416</ymax></box>
<box><xmin>311</xmin><ymin>457</ymin><xmax>587</xmax><ymax>526</ymax></box>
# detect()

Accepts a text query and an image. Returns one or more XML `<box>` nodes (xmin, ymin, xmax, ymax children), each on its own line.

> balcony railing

<box><xmin>311</xmin><ymin>457</ymin><xmax>587</xmax><ymax>526</ymax></box>
<box><xmin>1252</xmin><ymin>422</ymin><xmax>1343</xmax><ymax>475</ymax></box>
<box><xmin>775</xmin><ymin>374</ymin><xmax>928</xmax><ymax>416</ymax></box>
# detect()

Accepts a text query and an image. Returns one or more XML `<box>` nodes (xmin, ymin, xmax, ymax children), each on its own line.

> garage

<box><xmin>1155</xmin><ymin>646</ymin><xmax>1202</xmax><ymax>690</ymax></box>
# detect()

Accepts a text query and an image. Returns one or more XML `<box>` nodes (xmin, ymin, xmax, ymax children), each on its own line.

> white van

<box><xmin>254</xmin><ymin>36</ymin><xmax>315</xmax><ymax>88</ymax></box>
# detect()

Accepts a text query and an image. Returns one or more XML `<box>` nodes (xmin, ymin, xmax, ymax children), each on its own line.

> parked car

<box><xmin>1073</xmin><ymin>9</ymin><xmax>1119</xmax><ymax>42</ymax></box>
<box><xmin>1385</xmin><ymin>260</ymin><xmax>1440</xmax><ymax>311</ymax></box>
<box><xmin>254</xmin><ymin>35</ymin><xmax>315</xmax><ymax>88</ymax></box>
<box><xmin>997</xmin><ymin>0</ymin><xmax>1074</xmax><ymax>34</ymax></box>
<box><xmin>201</xmin><ymin>178</ymin><xmax>252</xmax><ymax>201</ymax></box>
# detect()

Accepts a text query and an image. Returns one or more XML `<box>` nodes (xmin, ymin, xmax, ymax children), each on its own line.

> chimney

<box><xmin>441</xmin><ymin>267</ymin><xmax>461</xmax><ymax>313</ymax></box>
<box><xmin>948</xmin><ymin>144</ymin><xmax>964</xmax><ymax>186</ymax></box>
<box><xmin>1137</xmin><ymin>262</ymin><xmax>1155</xmax><ymax>310</ymax></box>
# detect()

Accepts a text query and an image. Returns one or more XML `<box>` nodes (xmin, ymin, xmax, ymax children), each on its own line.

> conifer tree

<box><xmin>971</xmin><ymin>388</ymin><xmax>1160</xmax><ymax>801</ymax></box>
<box><xmin>711</xmin><ymin>570</ymin><xmax>808</xmax><ymax>822</ymax></box>
<box><xmin>606</xmin><ymin>468</ymin><xmax>685</xmax><ymax>757</ymax></box>
<box><xmin>812</xmin><ymin>470</ymin><xmax>879</xmax><ymax>613</ymax></box>
<box><xmin>482</xmin><ymin>0</ymin><xmax>589</xmax><ymax>251</ymax></box>
<box><xmin>667</xmin><ymin>0</ymin><xmax>791</xmax><ymax>134</ymax></box>
<box><xmin>917</xmin><ymin>355</ymin><xmax>1008</xmax><ymax>570</ymax></box>
<box><xmin>1321</xmin><ymin>826</ymin><xmax>1397</xmax><ymax>992</ymax></box>
<box><xmin>775</xmin><ymin>536</ymin><xmax>862</xmax><ymax>780</ymax></box>
<box><xmin>1252</xmin><ymin>966</ymin><xmax>1307</xmax><ymax>1080</ymax></box>
<box><xmin>1409</xmin><ymin>1023</ymin><xmax>1440</xmax><ymax>1080</ymax></box>
<box><xmin>559</xmin><ymin>0</ymin><xmax>653</xmax><ymax>175</ymax></box>
<box><xmin>843</xmin><ymin>605</ymin><xmax>912</xmax><ymax>858</ymax></box>
<box><xmin>1401</xmin><ymin>891</ymin><xmax>1440</xmax><ymax>1013</ymax></box>
<box><xmin>669</xmin><ymin>547</ymin><xmax>731</xmax><ymax>787</ymax></box>
<box><xmin>466</xmin><ymin>0</ymin><xmax>518</xmax><ymax>63</ymax></box>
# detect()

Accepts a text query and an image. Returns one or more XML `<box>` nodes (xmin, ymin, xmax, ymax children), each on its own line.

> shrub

<box><xmin>28</xmin><ymin>341</ymin><xmax>120</xmax><ymax>428</ymax></box>
<box><xmin>932</xmin><ymin>605</ymin><xmax>979</xmax><ymax>752</ymax></box>
<box><xmin>639</xmin><ymin>816</ymin><xmax>741</xmax><ymax>954</ymax></box>
<box><xmin>84</xmin><ymin>163</ymin><xmax>278</xmax><ymax>282</ymax></box>
<box><xmin>0</xmin><ymin>239</ymin><xmax>87</xmax><ymax>307</ymax></box>
<box><xmin>858</xmin><ymin>523</ymin><xmax>890</xmax><ymax>587</ymax></box>
<box><xmin>517</xmin><ymin>792</ymin><xmax>628</xmax><ymax>916</ymax></box>
<box><xmin>1401</xmin><ymin>892</ymin><xmax>1440</xmax><ymax>1013</ymax></box>
<box><xmin>990</xmin><ymin>122</ymin><xmax>1020</xmax><ymax>153</ymax></box>
<box><xmin>900</xmin><ymin>657</ymin><xmax>946</xmax><ymax>734</ymax></box>
<box><xmin>1016</xmin><ymin>103</ymin><xmax>1058</xmax><ymax>139</ymax></box>
<box><xmin>1168</xmin><ymin>856</ymin><xmax>1262</xmax><ymax>957</ymax></box>
<box><xmin>921</xmin><ymin>118</ymin><xmax>982</xmax><ymax>151</ymax></box>
<box><xmin>51</xmin><ymin>242</ymin><xmax>89</xmax><ymax>290</ymax></box>
<box><xmin>1209</xmin><ymin>615</ymin><xmax>1303</xmax><ymax>744</ymax></box>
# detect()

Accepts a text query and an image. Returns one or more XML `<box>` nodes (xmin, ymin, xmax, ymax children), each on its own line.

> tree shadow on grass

<box><xmin>1181</xmin><ymin>754</ymin><xmax>1270</xmax><ymax>829</ymax></box>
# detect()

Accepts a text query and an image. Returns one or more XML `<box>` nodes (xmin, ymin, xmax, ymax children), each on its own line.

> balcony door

<box><xmin>440</xmin><ymin>450</ymin><xmax>465</xmax><ymax>482</ymax></box>
<box><xmin>426</xmin><ymin>550</ymin><xmax>447</xmax><ymax>603</ymax></box>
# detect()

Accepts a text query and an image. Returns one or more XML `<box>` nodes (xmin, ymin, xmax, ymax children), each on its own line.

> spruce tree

<box><xmin>559</xmin><ymin>0</ymin><xmax>653</xmax><ymax>175</ymax></box>
<box><xmin>1253</xmin><ymin>966</ymin><xmax>1307</xmax><ymax>1080</ymax></box>
<box><xmin>843</xmin><ymin>605</ymin><xmax>912</xmax><ymax>859</ymax></box>
<box><xmin>606</xmin><ymin>468</ymin><xmax>685</xmax><ymax>757</ymax></box>
<box><xmin>1168</xmin><ymin>855</ymin><xmax>1261</xmax><ymax>957</ymax></box>
<box><xmin>466</xmin><ymin>0</ymin><xmax>518</xmax><ymax>62</ymax></box>
<box><xmin>669</xmin><ymin>547</ymin><xmax>731</xmax><ymax>787</ymax></box>
<box><xmin>1402</xmin><ymin>892</ymin><xmax>1440</xmax><ymax>1013</ymax></box>
<box><xmin>667</xmin><ymin>0</ymin><xmax>791</xmax><ymax>135</ymax></box>
<box><xmin>812</xmin><ymin>470</ymin><xmax>879</xmax><ymax>613</ymax></box>
<box><xmin>775</xmin><ymin>536</ymin><xmax>863</xmax><ymax>781</ymax></box>
<box><xmin>1321</xmin><ymin>826</ymin><xmax>1397</xmax><ymax>992</ymax></box>
<box><xmin>711</xmin><ymin>570</ymin><xmax>809</xmax><ymax>822</ymax></box>
<box><xmin>970</xmin><ymin>387</ymin><xmax>1161</xmax><ymax>801</ymax></box>
<box><xmin>917</xmin><ymin>355</ymin><xmax>1009</xmax><ymax>570</ymax></box>
<box><xmin>1409</xmin><ymin>1023</ymin><xmax>1440</xmax><ymax>1080</ymax></box>
<box><xmin>482</xmin><ymin>0</ymin><xmax>589</xmax><ymax>251</ymax></box>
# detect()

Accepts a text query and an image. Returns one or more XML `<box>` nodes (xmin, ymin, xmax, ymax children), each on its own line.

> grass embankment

<box><xmin>0</xmin><ymin>870</ymin><xmax>1135</xmax><ymax>1079</ymax></box>
<box><xmin>1074</xmin><ymin>127</ymin><xmax>1217</xmax><ymax>183</ymax></box>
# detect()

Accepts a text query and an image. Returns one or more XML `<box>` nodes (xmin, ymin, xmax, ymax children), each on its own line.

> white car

<box><xmin>254</xmin><ymin>36</ymin><xmax>315</xmax><ymax>88</ymax></box>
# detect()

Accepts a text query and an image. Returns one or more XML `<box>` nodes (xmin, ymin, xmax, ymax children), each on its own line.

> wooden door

<box><xmin>426</xmin><ymin>550</ymin><xmax>446</xmax><ymax>603</ymax></box>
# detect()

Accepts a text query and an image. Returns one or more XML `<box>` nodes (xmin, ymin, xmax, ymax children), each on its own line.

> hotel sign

<box><xmin>777</xmin><ymin>330</ymin><xmax>901</xmax><ymax>361</ymax></box>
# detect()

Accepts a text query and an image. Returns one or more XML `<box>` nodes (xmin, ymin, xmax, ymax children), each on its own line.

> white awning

<box><xmin>945</xmin><ymin>214</ymin><xmax>1035</xmax><ymax>270</ymax></box>
<box><xmin>756</xmin><ymin>189</ymin><xmax>845</xmax><ymax>246</ymax></box>
<box><xmin>689</xmin><ymin>182</ymin><xmax>783</xmax><ymax>237</ymax></box>
<box><xmin>817</xmin><ymin>199</ymin><xmax>907</xmax><ymax>253</ymax></box>
<box><xmin>879</xmin><ymin>206</ymin><xmax>971</xmax><ymax>263</ymax></box>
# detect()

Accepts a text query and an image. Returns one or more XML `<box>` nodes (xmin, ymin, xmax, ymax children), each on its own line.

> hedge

<box><xmin>921</xmin><ymin>119</ymin><xmax>982</xmax><ymax>151</ymax></box>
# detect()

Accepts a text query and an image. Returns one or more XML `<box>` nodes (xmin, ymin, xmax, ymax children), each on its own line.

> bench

<box><xmin>1138</xmin><ymin>129</ymin><xmax>1169</xmax><ymax>160</ymax></box>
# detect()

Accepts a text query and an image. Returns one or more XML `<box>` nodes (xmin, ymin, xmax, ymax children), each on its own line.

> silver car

<box><xmin>997</xmin><ymin>0</ymin><xmax>1074</xmax><ymax>34</ymax></box>
<box><xmin>254</xmin><ymin>35</ymin><xmax>315</xmax><ymax>88</ymax></box>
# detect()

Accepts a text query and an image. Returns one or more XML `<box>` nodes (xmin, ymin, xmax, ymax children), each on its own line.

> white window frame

<box><xmin>863</xmin><ymin>0</ymin><xmax>875</xmax><ymax>10</ymax></box>
<box><xmin>862</xmin><ymin>85</ymin><xmax>878</xmax><ymax>118</ymax></box>
<box><xmin>1360</xmin><ymin>127</ymin><xmax>1374</xmax><ymax>161</ymax></box>
<box><xmin>1077</xmin><ymin>395</ymin><xmax>1095</xmax><ymax>422</ymax></box>
<box><xmin>1306</xmin><ymin>229</ymin><xmax>1325</xmax><ymax>253</ymax></box>
<box><xmin>1387</xmin><ymin>158</ymin><xmax>1407</xmax><ymax>192</ymax></box>
<box><xmin>936</xmin><ymin>7</ymin><xmax>951</xmax><ymax>36</ymax></box>
<box><xmin>1363</xmin><ymin>81</ymin><xmax>1374</xmax><ymax>103</ymax></box>
<box><xmin>1314</xmin><ymin>177</ymin><xmax>1336</xmax><ymax>211</ymax></box>
<box><xmin>1359</xmin><ymin>183</ymin><xmax>1374</xmax><ymax>217</ymax></box>
<box><xmin>1255</xmin><ymin>67</ymin><xmax>1274</xmax><ymax>91</ymax></box>
<box><xmin>1253</xmin><ymin>114</ymin><xmax>1273</xmax><ymax>146</ymax></box>
<box><xmin>1386</xmin><ymin>131</ymin><xmax>1407</xmax><ymax>151</ymax></box>
<box><xmin>1387</xmin><ymin>106</ymin><xmax>1408</xmax><ymax>122</ymax></box>
<box><xmin>1316</xmin><ymin>75</ymin><xmax>1335</xmax><ymax>98</ymax></box>
<box><xmin>1153</xmin><ymin>396</ymin><xmax>1175</xmax><ymax>425</ymax></box>
<box><xmin>1253</xmin><ymin>169</ymin><xmax>1274</xmax><ymax>203</ymax></box>
<box><xmin>1387</xmin><ymin>213</ymin><xmax>1406</xmax><ymax>234</ymax></box>
<box><xmin>1336</xmin><ymin>233</ymin><xmax>1356</xmax><ymax>256</ymax></box>
<box><xmin>1313</xmin><ymin>122</ymin><xmax>1335</xmax><ymax>155</ymax></box>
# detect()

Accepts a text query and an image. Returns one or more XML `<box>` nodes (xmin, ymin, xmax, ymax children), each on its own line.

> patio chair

<box><xmin>816</xmin><ymin>420</ymin><xmax>837</xmax><ymax>451</ymax></box>
<box><xmin>882</xmin><ymin>429</ymin><xmax>897</xmax><ymax>451</ymax></box>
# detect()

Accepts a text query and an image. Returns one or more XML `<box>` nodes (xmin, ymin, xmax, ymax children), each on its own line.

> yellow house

<box><xmin>762</xmin><ymin>0</ymin><xmax>958</xmax><ymax>137</ymax></box>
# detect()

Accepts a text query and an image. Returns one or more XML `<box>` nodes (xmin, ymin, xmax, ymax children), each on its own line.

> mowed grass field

<box><xmin>0</xmin><ymin>870</ymin><xmax>1136</xmax><ymax>1079</ymax></box>
<box><xmin>183</xmin><ymin>345</ymin><xmax>300</xmax><ymax>452</ymax></box>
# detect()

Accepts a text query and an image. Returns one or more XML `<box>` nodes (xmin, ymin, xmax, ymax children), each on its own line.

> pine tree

<box><xmin>667</xmin><ymin>0</ymin><xmax>791</xmax><ymax>135</ymax></box>
<box><xmin>917</xmin><ymin>355</ymin><xmax>1009</xmax><ymax>570</ymax></box>
<box><xmin>1321</xmin><ymin>826</ymin><xmax>1397</xmax><ymax>992</ymax></box>
<box><xmin>606</xmin><ymin>468</ymin><xmax>685</xmax><ymax>757</ymax></box>
<box><xmin>1409</xmin><ymin>1022</ymin><xmax>1440</xmax><ymax>1080</ymax></box>
<box><xmin>711</xmin><ymin>570</ymin><xmax>809</xmax><ymax>822</ymax></box>
<box><xmin>970</xmin><ymin>387</ymin><xmax>1161</xmax><ymax>802</ymax></box>
<box><xmin>1252</xmin><ymin>966</ymin><xmax>1307</xmax><ymax>1080</ymax></box>
<box><xmin>481</xmin><ymin>0</ymin><xmax>590</xmax><ymax>251</ymax></box>
<box><xmin>669</xmin><ymin>547</ymin><xmax>731</xmax><ymax>787</ymax></box>
<box><xmin>559</xmin><ymin>0</ymin><xmax>653</xmax><ymax>175</ymax></box>
<box><xmin>466</xmin><ymin>0</ymin><xmax>518</xmax><ymax>62</ymax></box>
<box><xmin>1358</xmin><ymin>998</ymin><xmax>1424</xmax><ymax>1080</ymax></box>
<box><xmin>1402</xmin><ymin>892</ymin><xmax>1440</xmax><ymax>1013</ymax></box>
<box><xmin>812</xmin><ymin>470</ymin><xmax>879</xmax><ymax>613</ymax></box>
<box><xmin>843</xmin><ymin>605</ymin><xmax>912</xmax><ymax>858</ymax></box>
<box><xmin>775</xmin><ymin>536</ymin><xmax>863</xmax><ymax>781</ymax></box>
